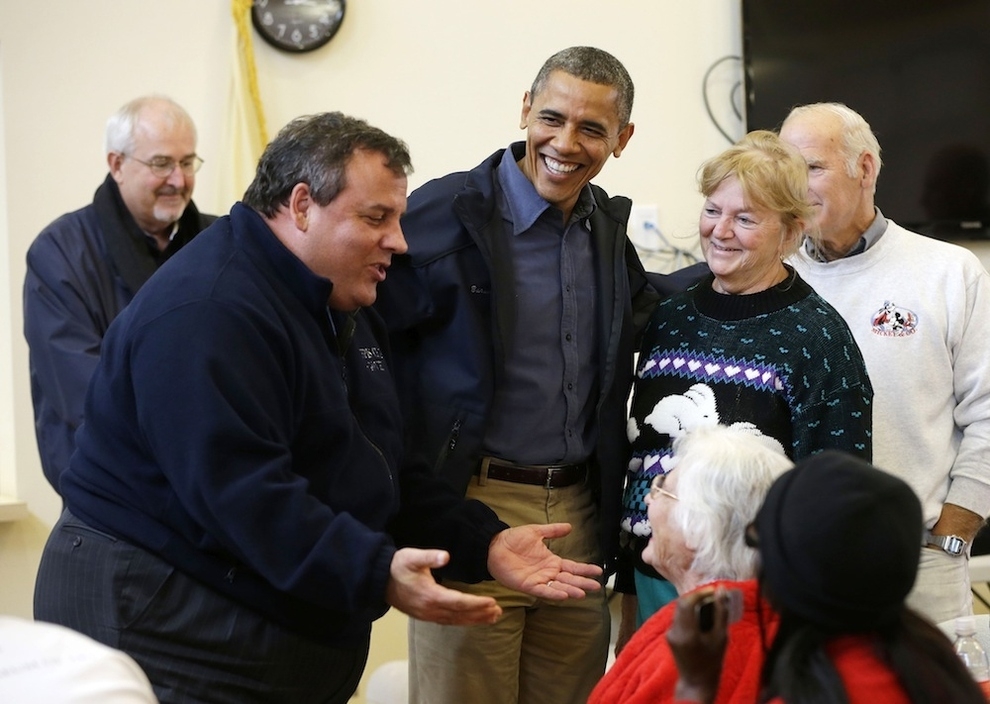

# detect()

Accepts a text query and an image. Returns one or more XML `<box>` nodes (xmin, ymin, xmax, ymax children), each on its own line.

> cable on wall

<box><xmin>702</xmin><ymin>55</ymin><xmax>744</xmax><ymax>144</ymax></box>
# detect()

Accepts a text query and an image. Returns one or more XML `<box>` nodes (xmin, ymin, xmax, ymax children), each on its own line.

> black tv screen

<box><xmin>743</xmin><ymin>0</ymin><xmax>990</xmax><ymax>240</ymax></box>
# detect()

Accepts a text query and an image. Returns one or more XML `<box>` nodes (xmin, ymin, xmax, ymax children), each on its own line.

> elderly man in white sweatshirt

<box><xmin>781</xmin><ymin>101</ymin><xmax>990</xmax><ymax>624</ymax></box>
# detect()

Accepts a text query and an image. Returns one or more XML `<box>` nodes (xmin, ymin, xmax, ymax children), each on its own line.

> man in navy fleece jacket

<box><xmin>34</xmin><ymin>112</ymin><xmax>601</xmax><ymax>704</ymax></box>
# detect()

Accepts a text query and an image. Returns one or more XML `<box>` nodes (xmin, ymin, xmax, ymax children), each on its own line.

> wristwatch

<box><xmin>924</xmin><ymin>530</ymin><xmax>968</xmax><ymax>557</ymax></box>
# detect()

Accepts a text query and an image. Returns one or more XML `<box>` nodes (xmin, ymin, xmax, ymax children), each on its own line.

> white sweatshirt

<box><xmin>790</xmin><ymin>220</ymin><xmax>990</xmax><ymax>527</ymax></box>
<box><xmin>0</xmin><ymin>616</ymin><xmax>158</xmax><ymax>702</ymax></box>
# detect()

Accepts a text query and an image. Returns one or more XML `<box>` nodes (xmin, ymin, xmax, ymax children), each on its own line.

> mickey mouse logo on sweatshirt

<box><xmin>871</xmin><ymin>300</ymin><xmax>918</xmax><ymax>337</ymax></box>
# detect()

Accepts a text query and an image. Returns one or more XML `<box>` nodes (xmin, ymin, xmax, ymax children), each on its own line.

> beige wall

<box><xmin>2</xmin><ymin>2</ymin><xmax>989</xmax><ymax>700</ymax></box>
<box><xmin>0</xmin><ymin>2</ymin><xmax>742</xmax><ymax>698</ymax></box>
<box><xmin>0</xmin><ymin>0</ymin><xmax>743</xmax><ymax>605</ymax></box>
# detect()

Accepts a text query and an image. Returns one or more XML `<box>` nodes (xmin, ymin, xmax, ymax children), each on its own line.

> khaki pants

<box><xmin>409</xmin><ymin>474</ymin><xmax>610</xmax><ymax>704</ymax></box>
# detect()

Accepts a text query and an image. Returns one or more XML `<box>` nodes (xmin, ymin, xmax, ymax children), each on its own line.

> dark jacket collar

<box><xmin>92</xmin><ymin>173</ymin><xmax>209</xmax><ymax>294</ymax></box>
<box><xmin>229</xmin><ymin>202</ymin><xmax>334</xmax><ymax>320</ymax></box>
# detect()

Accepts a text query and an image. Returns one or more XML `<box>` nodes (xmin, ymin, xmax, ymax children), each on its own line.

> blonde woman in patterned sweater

<box><xmin>614</xmin><ymin>130</ymin><xmax>873</xmax><ymax>653</ymax></box>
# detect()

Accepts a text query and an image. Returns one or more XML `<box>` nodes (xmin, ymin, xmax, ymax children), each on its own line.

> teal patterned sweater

<box><xmin>618</xmin><ymin>269</ymin><xmax>873</xmax><ymax>587</ymax></box>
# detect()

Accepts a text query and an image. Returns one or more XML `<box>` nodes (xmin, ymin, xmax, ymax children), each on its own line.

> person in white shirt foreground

<box><xmin>0</xmin><ymin>615</ymin><xmax>158</xmax><ymax>703</ymax></box>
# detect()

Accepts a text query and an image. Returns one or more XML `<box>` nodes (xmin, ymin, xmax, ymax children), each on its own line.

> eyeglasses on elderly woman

<box><xmin>648</xmin><ymin>473</ymin><xmax>678</xmax><ymax>502</ymax></box>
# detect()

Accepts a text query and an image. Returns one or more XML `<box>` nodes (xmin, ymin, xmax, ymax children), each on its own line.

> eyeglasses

<box><xmin>126</xmin><ymin>154</ymin><xmax>204</xmax><ymax>179</ymax></box>
<box><xmin>649</xmin><ymin>473</ymin><xmax>678</xmax><ymax>501</ymax></box>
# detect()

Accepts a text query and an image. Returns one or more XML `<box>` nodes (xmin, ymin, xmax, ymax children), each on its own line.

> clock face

<box><xmin>251</xmin><ymin>0</ymin><xmax>346</xmax><ymax>53</ymax></box>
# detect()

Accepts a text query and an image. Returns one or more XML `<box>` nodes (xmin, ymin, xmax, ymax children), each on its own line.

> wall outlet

<box><xmin>628</xmin><ymin>204</ymin><xmax>661</xmax><ymax>251</ymax></box>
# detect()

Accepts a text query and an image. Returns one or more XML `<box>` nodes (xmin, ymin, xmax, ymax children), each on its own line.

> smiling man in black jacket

<box><xmin>376</xmin><ymin>46</ymin><xmax>658</xmax><ymax>704</ymax></box>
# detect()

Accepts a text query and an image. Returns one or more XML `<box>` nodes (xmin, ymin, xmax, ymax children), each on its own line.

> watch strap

<box><xmin>924</xmin><ymin>530</ymin><xmax>968</xmax><ymax>557</ymax></box>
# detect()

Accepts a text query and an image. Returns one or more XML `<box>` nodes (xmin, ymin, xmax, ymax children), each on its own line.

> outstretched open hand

<box><xmin>386</xmin><ymin>548</ymin><xmax>502</xmax><ymax>625</ymax></box>
<box><xmin>487</xmin><ymin>523</ymin><xmax>603</xmax><ymax>600</ymax></box>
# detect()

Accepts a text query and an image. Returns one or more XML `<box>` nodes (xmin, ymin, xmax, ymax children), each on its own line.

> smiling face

<box><xmin>518</xmin><ymin>70</ymin><xmax>634</xmax><ymax>221</ymax></box>
<box><xmin>779</xmin><ymin>111</ymin><xmax>877</xmax><ymax>258</ymax></box>
<box><xmin>297</xmin><ymin>149</ymin><xmax>408</xmax><ymax>311</ymax></box>
<box><xmin>699</xmin><ymin>176</ymin><xmax>792</xmax><ymax>295</ymax></box>
<box><xmin>643</xmin><ymin>471</ymin><xmax>693</xmax><ymax>583</ymax></box>
<box><xmin>108</xmin><ymin>107</ymin><xmax>197</xmax><ymax>239</ymax></box>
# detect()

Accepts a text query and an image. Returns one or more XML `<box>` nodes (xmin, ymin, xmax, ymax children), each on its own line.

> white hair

<box><xmin>785</xmin><ymin>102</ymin><xmax>883</xmax><ymax>181</ymax></box>
<box><xmin>668</xmin><ymin>424</ymin><xmax>793</xmax><ymax>583</ymax></box>
<box><xmin>104</xmin><ymin>94</ymin><xmax>196</xmax><ymax>155</ymax></box>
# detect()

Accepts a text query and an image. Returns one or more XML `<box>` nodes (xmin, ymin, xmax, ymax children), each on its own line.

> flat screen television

<box><xmin>742</xmin><ymin>0</ymin><xmax>990</xmax><ymax>240</ymax></box>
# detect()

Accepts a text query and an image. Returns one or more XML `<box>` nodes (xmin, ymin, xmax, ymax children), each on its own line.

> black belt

<box><xmin>477</xmin><ymin>457</ymin><xmax>588</xmax><ymax>489</ymax></box>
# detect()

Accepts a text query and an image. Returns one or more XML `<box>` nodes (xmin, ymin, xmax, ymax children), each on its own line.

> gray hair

<box><xmin>242</xmin><ymin>112</ymin><xmax>413</xmax><ymax>218</ymax></box>
<box><xmin>529</xmin><ymin>46</ymin><xmax>634</xmax><ymax>127</ymax></box>
<box><xmin>669</xmin><ymin>424</ymin><xmax>793</xmax><ymax>583</ymax></box>
<box><xmin>785</xmin><ymin>102</ymin><xmax>883</xmax><ymax>182</ymax></box>
<box><xmin>104</xmin><ymin>95</ymin><xmax>196</xmax><ymax>155</ymax></box>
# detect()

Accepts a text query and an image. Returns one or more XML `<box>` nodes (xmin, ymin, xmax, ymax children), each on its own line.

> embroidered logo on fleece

<box><xmin>870</xmin><ymin>300</ymin><xmax>918</xmax><ymax>337</ymax></box>
<box><xmin>358</xmin><ymin>346</ymin><xmax>387</xmax><ymax>372</ymax></box>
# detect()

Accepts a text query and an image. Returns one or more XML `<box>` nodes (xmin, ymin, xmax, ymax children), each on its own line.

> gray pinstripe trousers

<box><xmin>34</xmin><ymin>509</ymin><xmax>369</xmax><ymax>704</ymax></box>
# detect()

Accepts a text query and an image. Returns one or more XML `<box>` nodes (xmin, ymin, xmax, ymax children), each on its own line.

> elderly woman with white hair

<box><xmin>590</xmin><ymin>424</ymin><xmax>792</xmax><ymax>704</ymax></box>
<box><xmin>664</xmin><ymin>450</ymin><xmax>988</xmax><ymax>704</ymax></box>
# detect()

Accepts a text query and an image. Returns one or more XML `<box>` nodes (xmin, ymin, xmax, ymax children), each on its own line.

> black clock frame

<box><xmin>251</xmin><ymin>0</ymin><xmax>346</xmax><ymax>53</ymax></box>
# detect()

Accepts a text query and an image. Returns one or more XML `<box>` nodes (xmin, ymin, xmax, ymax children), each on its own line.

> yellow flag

<box><xmin>219</xmin><ymin>0</ymin><xmax>269</xmax><ymax>211</ymax></box>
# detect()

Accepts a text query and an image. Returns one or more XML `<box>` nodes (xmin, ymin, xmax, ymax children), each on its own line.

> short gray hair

<box><xmin>104</xmin><ymin>95</ymin><xmax>196</xmax><ymax>155</ymax></box>
<box><xmin>530</xmin><ymin>46</ymin><xmax>634</xmax><ymax>127</ymax></box>
<box><xmin>668</xmin><ymin>425</ymin><xmax>793</xmax><ymax>583</ymax></box>
<box><xmin>785</xmin><ymin>102</ymin><xmax>883</xmax><ymax>180</ymax></box>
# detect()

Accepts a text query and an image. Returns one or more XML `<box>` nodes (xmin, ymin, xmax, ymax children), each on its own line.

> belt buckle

<box><xmin>478</xmin><ymin>456</ymin><xmax>492</xmax><ymax>487</ymax></box>
<box><xmin>544</xmin><ymin>468</ymin><xmax>554</xmax><ymax>490</ymax></box>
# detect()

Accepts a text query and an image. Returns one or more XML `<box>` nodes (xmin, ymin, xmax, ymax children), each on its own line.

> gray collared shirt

<box><xmin>804</xmin><ymin>207</ymin><xmax>889</xmax><ymax>261</ymax></box>
<box><xmin>481</xmin><ymin>143</ymin><xmax>600</xmax><ymax>464</ymax></box>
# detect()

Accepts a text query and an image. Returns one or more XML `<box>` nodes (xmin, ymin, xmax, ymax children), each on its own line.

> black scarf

<box><xmin>91</xmin><ymin>174</ymin><xmax>211</xmax><ymax>294</ymax></box>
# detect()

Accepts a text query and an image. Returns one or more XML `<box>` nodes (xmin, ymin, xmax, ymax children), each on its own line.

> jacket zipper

<box><xmin>327</xmin><ymin>307</ymin><xmax>396</xmax><ymax>502</ymax></box>
<box><xmin>434</xmin><ymin>418</ymin><xmax>461</xmax><ymax>474</ymax></box>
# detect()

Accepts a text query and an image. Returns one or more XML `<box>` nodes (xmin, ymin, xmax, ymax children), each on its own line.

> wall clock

<box><xmin>251</xmin><ymin>0</ymin><xmax>346</xmax><ymax>53</ymax></box>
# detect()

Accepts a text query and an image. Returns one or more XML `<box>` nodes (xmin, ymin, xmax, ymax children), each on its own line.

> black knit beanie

<box><xmin>754</xmin><ymin>450</ymin><xmax>923</xmax><ymax>631</ymax></box>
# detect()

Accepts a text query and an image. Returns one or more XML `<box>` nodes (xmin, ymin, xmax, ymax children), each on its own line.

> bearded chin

<box><xmin>153</xmin><ymin>199</ymin><xmax>188</xmax><ymax>226</ymax></box>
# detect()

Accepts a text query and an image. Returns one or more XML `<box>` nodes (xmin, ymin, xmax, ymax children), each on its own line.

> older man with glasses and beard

<box><xmin>24</xmin><ymin>94</ymin><xmax>215</xmax><ymax>495</ymax></box>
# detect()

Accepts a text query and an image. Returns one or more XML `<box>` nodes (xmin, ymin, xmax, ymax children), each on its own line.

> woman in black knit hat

<box><xmin>666</xmin><ymin>450</ymin><xmax>986</xmax><ymax>704</ymax></box>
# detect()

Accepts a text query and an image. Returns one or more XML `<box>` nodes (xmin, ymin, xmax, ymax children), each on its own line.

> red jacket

<box><xmin>596</xmin><ymin>581</ymin><xmax>913</xmax><ymax>704</ymax></box>
<box><xmin>590</xmin><ymin>580</ymin><xmax>777</xmax><ymax>704</ymax></box>
<box><xmin>765</xmin><ymin>635</ymin><xmax>911</xmax><ymax>704</ymax></box>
